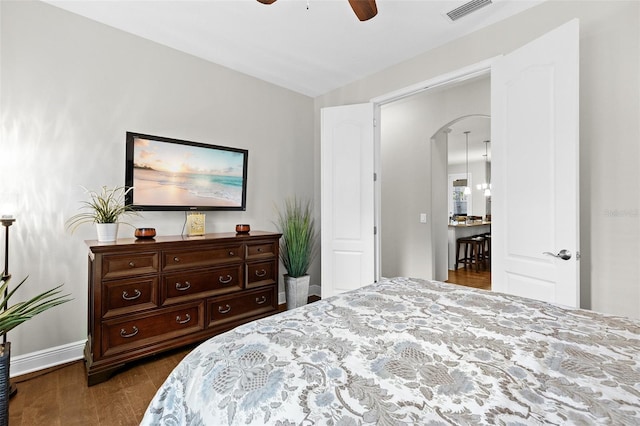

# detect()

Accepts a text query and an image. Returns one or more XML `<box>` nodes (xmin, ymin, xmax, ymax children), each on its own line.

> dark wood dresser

<box><xmin>84</xmin><ymin>231</ymin><xmax>281</xmax><ymax>386</ymax></box>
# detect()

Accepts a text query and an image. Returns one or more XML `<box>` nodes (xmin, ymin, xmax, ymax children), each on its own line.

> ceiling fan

<box><xmin>257</xmin><ymin>0</ymin><xmax>378</xmax><ymax>22</ymax></box>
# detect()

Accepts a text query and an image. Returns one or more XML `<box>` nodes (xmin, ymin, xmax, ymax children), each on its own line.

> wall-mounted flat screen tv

<box><xmin>125</xmin><ymin>132</ymin><xmax>248</xmax><ymax>211</ymax></box>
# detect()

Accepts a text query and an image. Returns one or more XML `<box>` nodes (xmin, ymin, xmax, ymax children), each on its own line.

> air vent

<box><xmin>446</xmin><ymin>0</ymin><xmax>493</xmax><ymax>21</ymax></box>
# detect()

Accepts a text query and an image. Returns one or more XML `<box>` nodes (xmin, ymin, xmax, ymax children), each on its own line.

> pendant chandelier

<box><xmin>463</xmin><ymin>131</ymin><xmax>471</xmax><ymax>195</ymax></box>
<box><xmin>476</xmin><ymin>140</ymin><xmax>491</xmax><ymax>197</ymax></box>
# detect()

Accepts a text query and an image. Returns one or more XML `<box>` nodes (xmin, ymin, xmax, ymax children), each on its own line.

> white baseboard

<box><xmin>309</xmin><ymin>284</ymin><xmax>321</xmax><ymax>298</ymax></box>
<box><xmin>10</xmin><ymin>340</ymin><xmax>86</xmax><ymax>378</ymax></box>
<box><xmin>278</xmin><ymin>284</ymin><xmax>321</xmax><ymax>305</ymax></box>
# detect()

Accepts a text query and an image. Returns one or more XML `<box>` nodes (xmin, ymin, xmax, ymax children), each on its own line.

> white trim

<box><xmin>309</xmin><ymin>284</ymin><xmax>321</xmax><ymax>297</ymax></box>
<box><xmin>430</xmin><ymin>114</ymin><xmax>491</xmax><ymax>139</ymax></box>
<box><xmin>10</xmin><ymin>340</ymin><xmax>86</xmax><ymax>378</ymax></box>
<box><xmin>279</xmin><ymin>284</ymin><xmax>321</xmax><ymax>306</ymax></box>
<box><xmin>373</xmin><ymin>105</ymin><xmax>382</xmax><ymax>282</ymax></box>
<box><xmin>370</xmin><ymin>57</ymin><xmax>498</xmax><ymax>106</ymax></box>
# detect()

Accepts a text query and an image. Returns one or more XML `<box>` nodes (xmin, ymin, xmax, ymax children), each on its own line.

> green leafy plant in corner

<box><xmin>0</xmin><ymin>276</ymin><xmax>71</xmax><ymax>349</ymax></box>
<box><xmin>274</xmin><ymin>197</ymin><xmax>318</xmax><ymax>278</ymax></box>
<box><xmin>65</xmin><ymin>185</ymin><xmax>137</xmax><ymax>232</ymax></box>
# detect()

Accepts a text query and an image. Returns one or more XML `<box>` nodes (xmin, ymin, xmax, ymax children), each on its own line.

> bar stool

<box><xmin>456</xmin><ymin>236</ymin><xmax>485</xmax><ymax>271</ymax></box>
<box><xmin>482</xmin><ymin>233</ymin><xmax>491</xmax><ymax>269</ymax></box>
<box><xmin>471</xmin><ymin>235</ymin><xmax>486</xmax><ymax>271</ymax></box>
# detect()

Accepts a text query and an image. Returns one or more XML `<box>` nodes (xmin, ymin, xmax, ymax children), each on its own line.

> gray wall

<box><xmin>1</xmin><ymin>1</ymin><xmax>315</xmax><ymax>359</ymax></box>
<box><xmin>315</xmin><ymin>0</ymin><xmax>640</xmax><ymax>319</ymax></box>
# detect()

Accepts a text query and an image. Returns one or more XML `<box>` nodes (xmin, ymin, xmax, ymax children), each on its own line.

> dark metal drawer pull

<box><xmin>128</xmin><ymin>261</ymin><xmax>136</xmax><ymax>268</ymax></box>
<box><xmin>176</xmin><ymin>314</ymin><xmax>191</xmax><ymax>324</ymax></box>
<box><xmin>255</xmin><ymin>296</ymin><xmax>267</xmax><ymax>305</ymax></box>
<box><xmin>122</xmin><ymin>289</ymin><xmax>141</xmax><ymax>301</ymax></box>
<box><xmin>255</xmin><ymin>269</ymin><xmax>267</xmax><ymax>277</ymax></box>
<box><xmin>175</xmin><ymin>281</ymin><xmax>191</xmax><ymax>291</ymax></box>
<box><xmin>120</xmin><ymin>326</ymin><xmax>139</xmax><ymax>338</ymax></box>
<box><xmin>218</xmin><ymin>304</ymin><xmax>231</xmax><ymax>314</ymax></box>
<box><xmin>219</xmin><ymin>275</ymin><xmax>233</xmax><ymax>284</ymax></box>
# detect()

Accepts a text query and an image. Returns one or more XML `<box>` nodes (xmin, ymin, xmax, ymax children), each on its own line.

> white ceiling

<box><xmin>45</xmin><ymin>0</ymin><xmax>545</xmax><ymax>97</ymax></box>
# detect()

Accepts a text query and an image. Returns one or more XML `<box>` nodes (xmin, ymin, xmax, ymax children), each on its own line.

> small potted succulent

<box><xmin>66</xmin><ymin>185</ymin><xmax>137</xmax><ymax>242</ymax></box>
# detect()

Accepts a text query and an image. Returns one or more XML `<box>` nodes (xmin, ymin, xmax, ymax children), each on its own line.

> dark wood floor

<box><xmin>8</xmin><ymin>345</ymin><xmax>194</xmax><ymax>425</ymax></box>
<box><xmin>8</xmin><ymin>275</ymin><xmax>489</xmax><ymax>425</ymax></box>
<box><xmin>446</xmin><ymin>267</ymin><xmax>491</xmax><ymax>291</ymax></box>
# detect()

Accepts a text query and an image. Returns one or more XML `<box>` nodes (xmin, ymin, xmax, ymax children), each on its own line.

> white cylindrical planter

<box><xmin>284</xmin><ymin>275</ymin><xmax>310</xmax><ymax>310</ymax></box>
<box><xmin>96</xmin><ymin>223</ymin><xmax>119</xmax><ymax>242</ymax></box>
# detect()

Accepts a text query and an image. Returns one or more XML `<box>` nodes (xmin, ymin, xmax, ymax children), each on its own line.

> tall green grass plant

<box><xmin>275</xmin><ymin>197</ymin><xmax>317</xmax><ymax>278</ymax></box>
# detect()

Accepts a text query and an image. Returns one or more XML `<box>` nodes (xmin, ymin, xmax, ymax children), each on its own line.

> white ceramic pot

<box><xmin>96</xmin><ymin>223</ymin><xmax>119</xmax><ymax>242</ymax></box>
<box><xmin>284</xmin><ymin>274</ymin><xmax>310</xmax><ymax>310</ymax></box>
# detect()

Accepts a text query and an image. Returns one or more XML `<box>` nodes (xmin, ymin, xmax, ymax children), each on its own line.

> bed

<box><xmin>141</xmin><ymin>277</ymin><xmax>640</xmax><ymax>425</ymax></box>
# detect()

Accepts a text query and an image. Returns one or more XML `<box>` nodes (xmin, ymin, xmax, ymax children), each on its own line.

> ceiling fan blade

<box><xmin>257</xmin><ymin>0</ymin><xmax>277</xmax><ymax>4</ymax></box>
<box><xmin>348</xmin><ymin>0</ymin><xmax>378</xmax><ymax>21</ymax></box>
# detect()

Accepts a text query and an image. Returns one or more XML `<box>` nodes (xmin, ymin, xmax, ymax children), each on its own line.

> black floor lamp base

<box><xmin>1</xmin><ymin>220</ymin><xmax>16</xmax><ymax>402</ymax></box>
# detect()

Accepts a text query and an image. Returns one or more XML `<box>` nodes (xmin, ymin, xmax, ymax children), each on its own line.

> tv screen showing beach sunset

<box><xmin>127</xmin><ymin>135</ymin><xmax>247</xmax><ymax>210</ymax></box>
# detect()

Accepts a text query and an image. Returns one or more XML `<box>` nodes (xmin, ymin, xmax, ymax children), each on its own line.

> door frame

<box><xmin>370</xmin><ymin>57</ymin><xmax>497</xmax><ymax>282</ymax></box>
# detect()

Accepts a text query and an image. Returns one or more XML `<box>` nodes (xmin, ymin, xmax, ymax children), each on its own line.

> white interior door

<box><xmin>321</xmin><ymin>103</ymin><xmax>376</xmax><ymax>299</ymax></box>
<box><xmin>491</xmin><ymin>19</ymin><xmax>580</xmax><ymax>307</ymax></box>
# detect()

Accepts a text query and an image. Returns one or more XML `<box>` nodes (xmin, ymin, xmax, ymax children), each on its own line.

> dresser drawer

<box><xmin>162</xmin><ymin>265</ymin><xmax>243</xmax><ymax>305</ymax></box>
<box><xmin>163</xmin><ymin>245</ymin><xmax>243</xmax><ymax>271</ymax></box>
<box><xmin>246</xmin><ymin>241</ymin><xmax>277</xmax><ymax>260</ymax></box>
<box><xmin>208</xmin><ymin>286</ymin><xmax>276</xmax><ymax>328</ymax></box>
<box><xmin>246</xmin><ymin>261</ymin><xmax>277</xmax><ymax>289</ymax></box>
<box><xmin>102</xmin><ymin>276</ymin><xmax>157</xmax><ymax>318</ymax></box>
<box><xmin>102</xmin><ymin>302</ymin><xmax>204</xmax><ymax>357</ymax></box>
<box><xmin>102</xmin><ymin>252</ymin><xmax>159</xmax><ymax>279</ymax></box>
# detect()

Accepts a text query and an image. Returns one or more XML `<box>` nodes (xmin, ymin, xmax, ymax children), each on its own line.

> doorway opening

<box><xmin>378</xmin><ymin>75</ymin><xmax>491</xmax><ymax>292</ymax></box>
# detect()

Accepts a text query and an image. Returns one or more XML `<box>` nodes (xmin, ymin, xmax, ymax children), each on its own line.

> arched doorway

<box><xmin>431</xmin><ymin>115</ymin><xmax>490</xmax><ymax>286</ymax></box>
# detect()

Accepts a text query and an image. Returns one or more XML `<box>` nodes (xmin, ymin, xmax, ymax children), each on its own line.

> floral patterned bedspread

<box><xmin>141</xmin><ymin>277</ymin><xmax>640</xmax><ymax>425</ymax></box>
